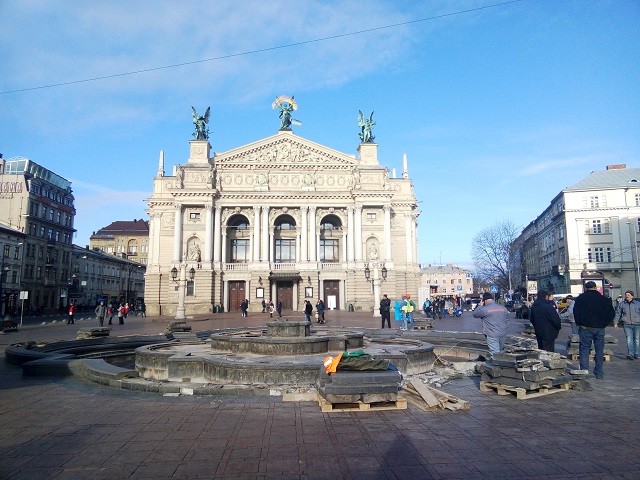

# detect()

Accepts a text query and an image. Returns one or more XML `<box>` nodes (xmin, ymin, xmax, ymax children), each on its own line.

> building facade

<box><xmin>0</xmin><ymin>157</ymin><xmax>76</xmax><ymax>314</ymax></box>
<box><xmin>0</xmin><ymin>224</ymin><xmax>26</xmax><ymax>316</ymax></box>
<box><xmin>510</xmin><ymin>165</ymin><xmax>640</xmax><ymax>298</ymax></box>
<box><xmin>69</xmin><ymin>245</ymin><xmax>146</xmax><ymax>309</ymax></box>
<box><xmin>420</xmin><ymin>264</ymin><xmax>475</xmax><ymax>298</ymax></box>
<box><xmin>144</xmin><ymin>129</ymin><xmax>421</xmax><ymax>316</ymax></box>
<box><xmin>90</xmin><ymin>219</ymin><xmax>150</xmax><ymax>264</ymax></box>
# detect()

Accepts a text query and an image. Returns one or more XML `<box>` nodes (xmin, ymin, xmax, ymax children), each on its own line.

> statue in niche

<box><xmin>358</xmin><ymin>110</ymin><xmax>376</xmax><ymax>143</ymax></box>
<box><xmin>272</xmin><ymin>96</ymin><xmax>302</xmax><ymax>131</ymax></box>
<box><xmin>368</xmin><ymin>242</ymin><xmax>379</xmax><ymax>261</ymax></box>
<box><xmin>191</xmin><ymin>106</ymin><xmax>211</xmax><ymax>141</ymax></box>
<box><xmin>188</xmin><ymin>242</ymin><xmax>201</xmax><ymax>262</ymax></box>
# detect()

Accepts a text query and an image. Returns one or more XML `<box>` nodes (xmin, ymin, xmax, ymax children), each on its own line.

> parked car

<box><xmin>505</xmin><ymin>300</ymin><xmax>515</xmax><ymax>312</ymax></box>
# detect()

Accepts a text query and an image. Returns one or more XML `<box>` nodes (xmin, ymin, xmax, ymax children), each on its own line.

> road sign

<box><xmin>490</xmin><ymin>286</ymin><xmax>498</xmax><ymax>293</ymax></box>
<box><xmin>457</xmin><ymin>285</ymin><xmax>462</xmax><ymax>291</ymax></box>
<box><xmin>609</xmin><ymin>284</ymin><xmax>614</xmax><ymax>290</ymax></box>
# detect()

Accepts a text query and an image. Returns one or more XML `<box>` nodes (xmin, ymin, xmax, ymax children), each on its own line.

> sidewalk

<box><xmin>1</xmin><ymin>311</ymin><xmax>639</xmax><ymax>479</ymax></box>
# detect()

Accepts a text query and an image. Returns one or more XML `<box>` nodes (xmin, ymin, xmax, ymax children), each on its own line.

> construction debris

<box><xmin>402</xmin><ymin>379</ymin><xmax>470</xmax><ymax>411</ymax></box>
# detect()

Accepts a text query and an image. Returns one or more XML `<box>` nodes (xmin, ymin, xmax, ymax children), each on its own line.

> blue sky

<box><xmin>1</xmin><ymin>0</ymin><xmax>638</xmax><ymax>269</ymax></box>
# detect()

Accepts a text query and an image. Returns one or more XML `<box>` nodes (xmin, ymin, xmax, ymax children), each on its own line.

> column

<box><xmin>342</xmin><ymin>231</ymin><xmax>348</xmax><ymax>264</ymax></box>
<box><xmin>405</xmin><ymin>214</ymin><xmax>413</xmax><ymax>264</ymax></box>
<box><xmin>204</xmin><ymin>204</ymin><xmax>213</xmax><ymax>263</ymax></box>
<box><xmin>347</xmin><ymin>207</ymin><xmax>355</xmax><ymax>262</ymax></box>
<box><xmin>412</xmin><ymin>215</ymin><xmax>418</xmax><ymax>265</ymax></box>
<box><xmin>296</xmin><ymin>232</ymin><xmax>301</xmax><ymax>262</ymax></box>
<box><xmin>213</xmin><ymin>206</ymin><xmax>222</xmax><ymax>263</ymax></box>
<box><xmin>309</xmin><ymin>207</ymin><xmax>317</xmax><ymax>262</ymax></box>
<box><xmin>148</xmin><ymin>212</ymin><xmax>160</xmax><ymax>265</ymax></box>
<box><xmin>221</xmin><ymin>232</ymin><xmax>227</xmax><ymax>264</ymax></box>
<box><xmin>300</xmin><ymin>206</ymin><xmax>308</xmax><ymax>262</ymax></box>
<box><xmin>355</xmin><ymin>206</ymin><xmax>363</xmax><ymax>261</ymax></box>
<box><xmin>293</xmin><ymin>283</ymin><xmax>298</xmax><ymax>311</ymax></box>
<box><xmin>173</xmin><ymin>203</ymin><xmax>183</xmax><ymax>262</ymax></box>
<box><xmin>262</xmin><ymin>207</ymin><xmax>270</xmax><ymax>263</ymax></box>
<box><xmin>253</xmin><ymin>206</ymin><xmax>261</xmax><ymax>261</ymax></box>
<box><xmin>383</xmin><ymin>205</ymin><xmax>392</xmax><ymax>262</ymax></box>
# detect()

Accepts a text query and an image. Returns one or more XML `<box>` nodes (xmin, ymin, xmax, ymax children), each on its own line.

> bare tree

<box><xmin>471</xmin><ymin>220</ymin><xmax>519</xmax><ymax>292</ymax></box>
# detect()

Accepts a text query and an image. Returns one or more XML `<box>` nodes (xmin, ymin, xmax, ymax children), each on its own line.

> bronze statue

<box><xmin>358</xmin><ymin>110</ymin><xmax>376</xmax><ymax>143</ymax></box>
<box><xmin>272</xmin><ymin>96</ymin><xmax>301</xmax><ymax>131</ymax></box>
<box><xmin>192</xmin><ymin>106</ymin><xmax>210</xmax><ymax>140</ymax></box>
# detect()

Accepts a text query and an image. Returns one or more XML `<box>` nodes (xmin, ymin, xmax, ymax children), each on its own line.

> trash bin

<box><xmin>348</xmin><ymin>303</ymin><xmax>354</xmax><ymax>312</ymax></box>
<box><xmin>214</xmin><ymin>305</ymin><xmax>222</xmax><ymax>313</ymax></box>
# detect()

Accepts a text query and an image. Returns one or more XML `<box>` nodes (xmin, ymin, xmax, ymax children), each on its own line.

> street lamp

<box><xmin>627</xmin><ymin>220</ymin><xmax>640</xmax><ymax>293</ymax></box>
<box><xmin>173</xmin><ymin>263</ymin><xmax>196</xmax><ymax>320</ymax></box>
<box><xmin>364</xmin><ymin>262</ymin><xmax>387</xmax><ymax>317</ymax></box>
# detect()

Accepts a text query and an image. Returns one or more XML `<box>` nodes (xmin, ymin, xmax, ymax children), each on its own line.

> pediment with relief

<box><xmin>214</xmin><ymin>133</ymin><xmax>358</xmax><ymax>167</ymax></box>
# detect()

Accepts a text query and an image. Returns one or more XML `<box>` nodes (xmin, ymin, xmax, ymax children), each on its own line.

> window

<box><xmin>587</xmin><ymin>247</ymin><xmax>611</xmax><ymax>263</ymax></box>
<box><xmin>366</xmin><ymin>212</ymin><xmax>377</xmax><ymax>221</ymax></box>
<box><xmin>635</xmin><ymin>193</ymin><xmax>640</xmax><ymax>207</ymax></box>
<box><xmin>320</xmin><ymin>239</ymin><xmax>339</xmax><ymax>262</ymax></box>
<box><xmin>40</xmin><ymin>226</ymin><xmax>45</xmax><ymax>237</ymax></box>
<box><xmin>13</xmin><ymin>246</ymin><xmax>20</xmax><ymax>259</ymax></box>
<box><xmin>49</xmin><ymin>209</ymin><xmax>54</xmax><ymax>221</ymax></box>
<box><xmin>55</xmin><ymin>231</ymin><xmax>60</xmax><ymax>242</ymax></box>
<box><xmin>56</xmin><ymin>212</ymin><xmax>61</xmax><ymax>223</ymax></box>
<box><xmin>36</xmin><ymin>266</ymin><xmax>42</xmax><ymax>279</ymax></box>
<box><xmin>275</xmin><ymin>239</ymin><xmax>296</xmax><ymax>263</ymax></box>
<box><xmin>189</xmin><ymin>212</ymin><xmax>200</xmax><ymax>220</ymax></box>
<box><xmin>3</xmin><ymin>245</ymin><xmax>8</xmax><ymax>258</ymax></box>
<box><xmin>230</xmin><ymin>239</ymin><xmax>250</xmax><ymax>263</ymax></box>
<box><xmin>451</xmin><ymin>279</ymin><xmax>455</xmax><ymax>284</ymax></box>
<box><xmin>592</xmin><ymin>220</ymin><xmax>602</xmax><ymax>234</ymax></box>
<box><xmin>41</xmin><ymin>205</ymin><xmax>46</xmax><ymax>217</ymax></box>
<box><xmin>186</xmin><ymin>281</ymin><xmax>194</xmax><ymax>296</ymax></box>
<box><xmin>590</xmin><ymin>196</ymin><xmax>599</xmax><ymax>208</ymax></box>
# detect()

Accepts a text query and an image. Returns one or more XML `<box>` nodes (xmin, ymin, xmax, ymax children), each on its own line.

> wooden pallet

<box><xmin>569</xmin><ymin>354</ymin><xmax>611</xmax><ymax>361</ymax></box>
<box><xmin>480</xmin><ymin>381</ymin><xmax>569</xmax><ymax>400</ymax></box>
<box><xmin>318</xmin><ymin>396</ymin><xmax>407</xmax><ymax>412</ymax></box>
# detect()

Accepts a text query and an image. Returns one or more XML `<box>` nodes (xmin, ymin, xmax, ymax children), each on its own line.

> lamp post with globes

<box><xmin>171</xmin><ymin>262</ymin><xmax>195</xmax><ymax>320</ymax></box>
<box><xmin>364</xmin><ymin>262</ymin><xmax>388</xmax><ymax>317</ymax></box>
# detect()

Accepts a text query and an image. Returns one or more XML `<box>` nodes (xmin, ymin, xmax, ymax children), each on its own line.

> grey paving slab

<box><xmin>1</xmin><ymin>311</ymin><xmax>640</xmax><ymax>479</ymax></box>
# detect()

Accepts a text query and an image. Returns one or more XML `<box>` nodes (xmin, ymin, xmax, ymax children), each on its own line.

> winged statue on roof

<box><xmin>272</xmin><ymin>96</ymin><xmax>302</xmax><ymax>131</ymax></box>
<box><xmin>192</xmin><ymin>106</ymin><xmax>211</xmax><ymax>141</ymax></box>
<box><xmin>358</xmin><ymin>110</ymin><xmax>376</xmax><ymax>144</ymax></box>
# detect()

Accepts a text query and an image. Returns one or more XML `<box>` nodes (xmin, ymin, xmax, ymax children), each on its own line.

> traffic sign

<box><xmin>609</xmin><ymin>284</ymin><xmax>614</xmax><ymax>290</ymax></box>
<box><xmin>490</xmin><ymin>286</ymin><xmax>498</xmax><ymax>293</ymax></box>
<box><xmin>457</xmin><ymin>285</ymin><xmax>462</xmax><ymax>291</ymax></box>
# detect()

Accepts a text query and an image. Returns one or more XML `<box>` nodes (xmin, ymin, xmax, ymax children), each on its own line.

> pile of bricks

<box><xmin>317</xmin><ymin>369</ymin><xmax>404</xmax><ymax>411</ymax></box>
<box><xmin>476</xmin><ymin>348</ymin><xmax>572</xmax><ymax>391</ymax></box>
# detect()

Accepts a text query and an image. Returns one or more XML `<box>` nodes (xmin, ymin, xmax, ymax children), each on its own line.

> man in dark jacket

<box><xmin>573</xmin><ymin>281</ymin><xmax>615</xmax><ymax>379</ymax></box>
<box><xmin>379</xmin><ymin>294</ymin><xmax>391</xmax><ymax>329</ymax></box>
<box><xmin>529</xmin><ymin>290</ymin><xmax>562</xmax><ymax>352</ymax></box>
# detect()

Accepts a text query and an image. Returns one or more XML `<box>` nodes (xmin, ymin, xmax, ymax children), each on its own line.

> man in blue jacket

<box><xmin>573</xmin><ymin>281</ymin><xmax>615</xmax><ymax>379</ymax></box>
<box><xmin>529</xmin><ymin>290</ymin><xmax>562</xmax><ymax>352</ymax></box>
<box><xmin>614</xmin><ymin>290</ymin><xmax>640</xmax><ymax>360</ymax></box>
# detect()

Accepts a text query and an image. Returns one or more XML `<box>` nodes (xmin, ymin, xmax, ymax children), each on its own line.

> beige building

<box><xmin>144</xmin><ymin>128</ymin><xmax>420</xmax><ymax>316</ymax></box>
<box><xmin>90</xmin><ymin>219</ymin><xmax>149</xmax><ymax>264</ymax></box>
<box><xmin>420</xmin><ymin>264</ymin><xmax>475</xmax><ymax>298</ymax></box>
<box><xmin>0</xmin><ymin>156</ymin><xmax>76</xmax><ymax>314</ymax></box>
<box><xmin>510</xmin><ymin>165</ymin><xmax>640</xmax><ymax>298</ymax></box>
<box><xmin>69</xmin><ymin>245</ymin><xmax>146</xmax><ymax>308</ymax></box>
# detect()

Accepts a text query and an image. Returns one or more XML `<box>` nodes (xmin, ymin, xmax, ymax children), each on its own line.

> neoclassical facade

<box><xmin>144</xmin><ymin>129</ymin><xmax>420</xmax><ymax>316</ymax></box>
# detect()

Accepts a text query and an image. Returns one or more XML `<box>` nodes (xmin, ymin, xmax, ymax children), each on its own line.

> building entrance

<box><xmin>277</xmin><ymin>281</ymin><xmax>294</xmax><ymax>311</ymax></box>
<box><xmin>228</xmin><ymin>281</ymin><xmax>246</xmax><ymax>312</ymax></box>
<box><xmin>323</xmin><ymin>280</ymin><xmax>340</xmax><ymax>310</ymax></box>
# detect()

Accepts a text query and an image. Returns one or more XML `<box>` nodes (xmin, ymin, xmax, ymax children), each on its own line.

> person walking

<box><xmin>261</xmin><ymin>299</ymin><xmax>267</xmax><ymax>313</ymax></box>
<box><xmin>614</xmin><ymin>290</ymin><xmax>640</xmax><ymax>360</ymax></box>
<box><xmin>573</xmin><ymin>281</ymin><xmax>615</xmax><ymax>379</ymax></box>
<box><xmin>67</xmin><ymin>303</ymin><xmax>75</xmax><ymax>324</ymax></box>
<box><xmin>529</xmin><ymin>290</ymin><xmax>562</xmax><ymax>352</ymax></box>
<box><xmin>380</xmin><ymin>294</ymin><xmax>391</xmax><ymax>329</ymax></box>
<box><xmin>240</xmin><ymin>299</ymin><xmax>248</xmax><ymax>318</ymax></box>
<box><xmin>117</xmin><ymin>303</ymin><xmax>126</xmax><ymax>325</ymax></box>
<box><xmin>304</xmin><ymin>300</ymin><xmax>313</xmax><ymax>322</ymax></box>
<box><xmin>268</xmin><ymin>301</ymin><xmax>275</xmax><ymax>318</ymax></box>
<box><xmin>277</xmin><ymin>301</ymin><xmax>283</xmax><ymax>317</ymax></box>
<box><xmin>559</xmin><ymin>295</ymin><xmax>577</xmax><ymax>334</ymax></box>
<box><xmin>316</xmin><ymin>299</ymin><xmax>325</xmax><ymax>324</ymax></box>
<box><xmin>107</xmin><ymin>304</ymin><xmax>114</xmax><ymax>325</ymax></box>
<box><xmin>95</xmin><ymin>301</ymin><xmax>107</xmax><ymax>328</ymax></box>
<box><xmin>140</xmin><ymin>302</ymin><xmax>146</xmax><ymax>318</ymax></box>
<box><xmin>472</xmin><ymin>292</ymin><xmax>510</xmax><ymax>356</ymax></box>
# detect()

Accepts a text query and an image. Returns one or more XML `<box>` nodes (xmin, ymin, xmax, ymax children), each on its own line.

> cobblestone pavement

<box><xmin>1</xmin><ymin>309</ymin><xmax>639</xmax><ymax>479</ymax></box>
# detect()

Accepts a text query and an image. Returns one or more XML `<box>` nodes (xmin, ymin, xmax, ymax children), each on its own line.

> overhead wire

<box><xmin>0</xmin><ymin>0</ymin><xmax>526</xmax><ymax>95</ymax></box>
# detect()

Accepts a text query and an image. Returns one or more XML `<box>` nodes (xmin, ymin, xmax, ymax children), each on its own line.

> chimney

<box><xmin>606</xmin><ymin>164</ymin><xmax>626</xmax><ymax>170</ymax></box>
